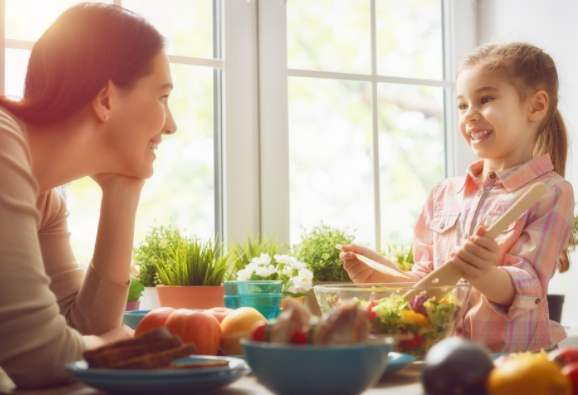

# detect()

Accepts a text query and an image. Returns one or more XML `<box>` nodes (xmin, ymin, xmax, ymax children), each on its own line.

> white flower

<box><xmin>274</xmin><ymin>254</ymin><xmax>293</xmax><ymax>264</ymax></box>
<box><xmin>253</xmin><ymin>253</ymin><xmax>272</xmax><ymax>265</ymax></box>
<box><xmin>237</xmin><ymin>268</ymin><xmax>251</xmax><ymax>281</ymax></box>
<box><xmin>290</xmin><ymin>258</ymin><xmax>307</xmax><ymax>270</ymax></box>
<box><xmin>281</xmin><ymin>265</ymin><xmax>295</xmax><ymax>276</ymax></box>
<box><xmin>256</xmin><ymin>265</ymin><xmax>275</xmax><ymax>278</ymax></box>
<box><xmin>291</xmin><ymin>268</ymin><xmax>314</xmax><ymax>291</ymax></box>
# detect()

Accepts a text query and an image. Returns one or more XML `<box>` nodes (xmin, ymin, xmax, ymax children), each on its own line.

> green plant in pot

<box><xmin>152</xmin><ymin>234</ymin><xmax>234</xmax><ymax>309</ymax></box>
<box><xmin>126</xmin><ymin>278</ymin><xmax>144</xmax><ymax>311</ymax></box>
<box><xmin>133</xmin><ymin>224</ymin><xmax>184</xmax><ymax>310</ymax></box>
<box><xmin>229</xmin><ymin>233</ymin><xmax>286</xmax><ymax>275</ymax></box>
<box><xmin>292</xmin><ymin>223</ymin><xmax>355</xmax><ymax>315</ymax></box>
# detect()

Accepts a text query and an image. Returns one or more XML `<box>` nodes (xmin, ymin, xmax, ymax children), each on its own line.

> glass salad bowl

<box><xmin>314</xmin><ymin>283</ymin><xmax>472</xmax><ymax>360</ymax></box>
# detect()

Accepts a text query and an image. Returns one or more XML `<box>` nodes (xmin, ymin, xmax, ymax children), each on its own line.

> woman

<box><xmin>0</xmin><ymin>3</ymin><xmax>176</xmax><ymax>388</ymax></box>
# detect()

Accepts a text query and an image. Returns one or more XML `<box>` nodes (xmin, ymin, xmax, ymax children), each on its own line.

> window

<box><xmin>259</xmin><ymin>0</ymin><xmax>477</xmax><ymax>250</ymax></box>
<box><xmin>1</xmin><ymin>0</ymin><xmax>475</xmax><ymax>261</ymax></box>
<box><xmin>1</xmin><ymin>0</ymin><xmax>259</xmax><ymax>265</ymax></box>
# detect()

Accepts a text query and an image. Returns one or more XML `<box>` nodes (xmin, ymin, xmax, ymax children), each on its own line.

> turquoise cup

<box><xmin>239</xmin><ymin>293</ymin><xmax>282</xmax><ymax>319</ymax></box>
<box><xmin>236</xmin><ymin>280</ymin><xmax>282</xmax><ymax>295</ymax></box>
<box><xmin>224</xmin><ymin>281</ymin><xmax>240</xmax><ymax>308</ymax></box>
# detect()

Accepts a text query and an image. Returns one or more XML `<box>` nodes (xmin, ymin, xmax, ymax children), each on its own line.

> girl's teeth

<box><xmin>471</xmin><ymin>130</ymin><xmax>491</xmax><ymax>140</ymax></box>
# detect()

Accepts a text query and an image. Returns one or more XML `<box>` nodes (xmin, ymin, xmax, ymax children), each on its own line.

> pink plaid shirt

<box><xmin>412</xmin><ymin>155</ymin><xmax>574</xmax><ymax>353</ymax></box>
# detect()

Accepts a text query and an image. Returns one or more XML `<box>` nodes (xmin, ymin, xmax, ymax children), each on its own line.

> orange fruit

<box><xmin>487</xmin><ymin>353</ymin><xmax>571</xmax><ymax>395</ymax></box>
<box><xmin>220</xmin><ymin>307</ymin><xmax>266</xmax><ymax>355</ymax></box>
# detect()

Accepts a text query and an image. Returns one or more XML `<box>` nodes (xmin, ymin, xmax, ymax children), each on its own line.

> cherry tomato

<box><xmin>399</xmin><ymin>332</ymin><xmax>425</xmax><ymax>350</ymax></box>
<box><xmin>251</xmin><ymin>322</ymin><xmax>269</xmax><ymax>342</ymax></box>
<box><xmin>367</xmin><ymin>301</ymin><xmax>378</xmax><ymax>320</ymax></box>
<box><xmin>290</xmin><ymin>329</ymin><xmax>308</xmax><ymax>345</ymax></box>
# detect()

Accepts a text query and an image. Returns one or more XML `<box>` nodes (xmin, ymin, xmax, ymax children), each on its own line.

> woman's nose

<box><xmin>163</xmin><ymin>108</ymin><xmax>177</xmax><ymax>135</ymax></box>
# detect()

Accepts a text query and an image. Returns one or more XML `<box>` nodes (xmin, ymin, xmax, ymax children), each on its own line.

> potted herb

<box><xmin>293</xmin><ymin>223</ymin><xmax>355</xmax><ymax>283</ymax></box>
<box><xmin>292</xmin><ymin>223</ymin><xmax>356</xmax><ymax>315</ymax></box>
<box><xmin>126</xmin><ymin>278</ymin><xmax>145</xmax><ymax>311</ymax></box>
<box><xmin>152</xmin><ymin>235</ymin><xmax>234</xmax><ymax>309</ymax></box>
<box><xmin>133</xmin><ymin>224</ymin><xmax>183</xmax><ymax>310</ymax></box>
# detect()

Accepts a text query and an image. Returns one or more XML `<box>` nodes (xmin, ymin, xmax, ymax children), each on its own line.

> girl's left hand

<box><xmin>451</xmin><ymin>225</ymin><xmax>499</xmax><ymax>282</ymax></box>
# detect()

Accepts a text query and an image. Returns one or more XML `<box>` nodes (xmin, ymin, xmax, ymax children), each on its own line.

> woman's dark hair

<box><xmin>0</xmin><ymin>2</ymin><xmax>165</xmax><ymax>124</ymax></box>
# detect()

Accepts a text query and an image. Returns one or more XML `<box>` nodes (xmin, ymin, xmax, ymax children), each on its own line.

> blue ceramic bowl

<box><xmin>122</xmin><ymin>310</ymin><xmax>151</xmax><ymax>329</ymax></box>
<box><xmin>241</xmin><ymin>340</ymin><xmax>391</xmax><ymax>395</ymax></box>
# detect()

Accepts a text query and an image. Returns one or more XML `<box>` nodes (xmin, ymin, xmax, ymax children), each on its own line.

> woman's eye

<box><xmin>481</xmin><ymin>96</ymin><xmax>493</xmax><ymax>104</ymax></box>
<box><xmin>160</xmin><ymin>95</ymin><xmax>169</xmax><ymax>103</ymax></box>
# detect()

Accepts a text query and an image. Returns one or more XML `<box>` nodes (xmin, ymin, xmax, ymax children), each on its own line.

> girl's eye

<box><xmin>457</xmin><ymin>103</ymin><xmax>468</xmax><ymax>110</ymax></box>
<box><xmin>481</xmin><ymin>96</ymin><xmax>493</xmax><ymax>104</ymax></box>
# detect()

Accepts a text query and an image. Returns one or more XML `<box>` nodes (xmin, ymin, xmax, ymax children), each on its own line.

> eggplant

<box><xmin>422</xmin><ymin>337</ymin><xmax>494</xmax><ymax>395</ymax></box>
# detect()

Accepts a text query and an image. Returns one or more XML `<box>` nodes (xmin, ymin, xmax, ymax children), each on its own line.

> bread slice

<box><xmin>86</xmin><ymin>336</ymin><xmax>184</xmax><ymax>368</ymax></box>
<box><xmin>83</xmin><ymin>327</ymin><xmax>173</xmax><ymax>362</ymax></box>
<box><xmin>107</xmin><ymin>343</ymin><xmax>197</xmax><ymax>370</ymax></box>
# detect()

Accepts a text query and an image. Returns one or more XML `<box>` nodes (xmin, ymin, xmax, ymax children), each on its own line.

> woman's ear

<box><xmin>91</xmin><ymin>80</ymin><xmax>113</xmax><ymax>122</ymax></box>
<box><xmin>528</xmin><ymin>90</ymin><xmax>549</xmax><ymax>122</ymax></box>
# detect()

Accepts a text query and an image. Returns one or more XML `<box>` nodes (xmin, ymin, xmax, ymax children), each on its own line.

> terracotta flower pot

<box><xmin>125</xmin><ymin>301</ymin><xmax>140</xmax><ymax>311</ymax></box>
<box><xmin>156</xmin><ymin>285</ymin><xmax>226</xmax><ymax>309</ymax></box>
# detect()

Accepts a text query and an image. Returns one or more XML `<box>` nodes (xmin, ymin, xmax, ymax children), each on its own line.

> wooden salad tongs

<box><xmin>402</xmin><ymin>182</ymin><xmax>549</xmax><ymax>302</ymax></box>
<box><xmin>335</xmin><ymin>245</ymin><xmax>412</xmax><ymax>280</ymax></box>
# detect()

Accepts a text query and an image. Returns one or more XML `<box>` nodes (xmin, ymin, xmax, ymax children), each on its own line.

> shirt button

<box><xmin>440</xmin><ymin>224</ymin><xmax>445</xmax><ymax>229</ymax></box>
<box><xmin>535</xmin><ymin>298</ymin><xmax>541</xmax><ymax>305</ymax></box>
<box><xmin>489</xmin><ymin>173</ymin><xmax>496</xmax><ymax>179</ymax></box>
<box><xmin>477</xmin><ymin>191</ymin><xmax>483</xmax><ymax>196</ymax></box>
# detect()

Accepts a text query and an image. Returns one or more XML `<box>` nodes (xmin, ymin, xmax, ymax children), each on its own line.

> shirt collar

<box><xmin>457</xmin><ymin>154</ymin><xmax>554</xmax><ymax>193</ymax></box>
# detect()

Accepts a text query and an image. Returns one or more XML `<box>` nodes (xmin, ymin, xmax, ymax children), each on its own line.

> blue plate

<box><xmin>122</xmin><ymin>310</ymin><xmax>151</xmax><ymax>329</ymax></box>
<box><xmin>383</xmin><ymin>352</ymin><xmax>415</xmax><ymax>375</ymax></box>
<box><xmin>66</xmin><ymin>356</ymin><xmax>250</xmax><ymax>394</ymax></box>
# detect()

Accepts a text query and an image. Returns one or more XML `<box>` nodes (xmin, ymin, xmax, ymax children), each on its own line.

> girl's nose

<box><xmin>464</xmin><ymin>105</ymin><xmax>480</xmax><ymax>123</ymax></box>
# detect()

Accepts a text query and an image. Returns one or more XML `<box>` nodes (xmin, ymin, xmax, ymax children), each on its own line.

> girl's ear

<box><xmin>528</xmin><ymin>90</ymin><xmax>549</xmax><ymax>122</ymax></box>
<box><xmin>91</xmin><ymin>80</ymin><xmax>113</xmax><ymax>122</ymax></box>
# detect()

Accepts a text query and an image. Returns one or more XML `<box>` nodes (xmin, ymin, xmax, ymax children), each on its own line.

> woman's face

<box><xmin>104</xmin><ymin>50</ymin><xmax>177</xmax><ymax>179</ymax></box>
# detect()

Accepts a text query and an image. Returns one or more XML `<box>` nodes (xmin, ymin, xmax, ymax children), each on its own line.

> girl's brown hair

<box><xmin>459</xmin><ymin>42</ymin><xmax>571</xmax><ymax>272</ymax></box>
<box><xmin>0</xmin><ymin>2</ymin><xmax>165</xmax><ymax>124</ymax></box>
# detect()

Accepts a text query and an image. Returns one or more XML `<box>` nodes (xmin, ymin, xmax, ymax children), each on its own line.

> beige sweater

<box><xmin>0</xmin><ymin>107</ymin><xmax>129</xmax><ymax>388</ymax></box>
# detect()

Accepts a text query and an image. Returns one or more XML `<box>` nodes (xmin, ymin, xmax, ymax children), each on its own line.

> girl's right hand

<box><xmin>339</xmin><ymin>244</ymin><xmax>390</xmax><ymax>283</ymax></box>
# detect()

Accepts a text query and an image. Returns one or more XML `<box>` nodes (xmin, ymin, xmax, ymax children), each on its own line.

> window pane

<box><xmin>122</xmin><ymin>0</ymin><xmax>214</xmax><ymax>59</ymax></box>
<box><xmin>6</xmin><ymin>0</ymin><xmax>112</xmax><ymax>42</ymax></box>
<box><xmin>376</xmin><ymin>0</ymin><xmax>443</xmax><ymax>80</ymax></box>
<box><xmin>67</xmin><ymin>64</ymin><xmax>215</xmax><ymax>265</ymax></box>
<box><xmin>377</xmin><ymin>83</ymin><xmax>445</xmax><ymax>246</ymax></box>
<box><xmin>287</xmin><ymin>1</ymin><xmax>370</xmax><ymax>74</ymax></box>
<box><xmin>288</xmin><ymin>77</ymin><xmax>374</xmax><ymax>245</ymax></box>
<box><xmin>5</xmin><ymin>49</ymin><xmax>29</xmax><ymax>98</ymax></box>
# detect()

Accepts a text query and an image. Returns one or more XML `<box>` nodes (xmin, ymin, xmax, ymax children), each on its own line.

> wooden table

<box><xmin>0</xmin><ymin>364</ymin><xmax>424</xmax><ymax>395</ymax></box>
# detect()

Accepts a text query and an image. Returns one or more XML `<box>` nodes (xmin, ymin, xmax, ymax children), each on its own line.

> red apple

<box><xmin>206</xmin><ymin>307</ymin><xmax>234</xmax><ymax>323</ymax></box>
<box><xmin>135</xmin><ymin>307</ymin><xmax>175</xmax><ymax>337</ymax></box>
<box><xmin>550</xmin><ymin>347</ymin><xmax>578</xmax><ymax>366</ymax></box>
<box><xmin>165</xmin><ymin>309</ymin><xmax>222</xmax><ymax>355</ymax></box>
<box><xmin>562</xmin><ymin>362</ymin><xmax>578</xmax><ymax>395</ymax></box>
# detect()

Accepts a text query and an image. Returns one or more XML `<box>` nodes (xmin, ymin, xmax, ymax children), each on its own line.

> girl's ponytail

<box><xmin>534</xmin><ymin>110</ymin><xmax>571</xmax><ymax>273</ymax></box>
<box><xmin>534</xmin><ymin>109</ymin><xmax>568</xmax><ymax>177</ymax></box>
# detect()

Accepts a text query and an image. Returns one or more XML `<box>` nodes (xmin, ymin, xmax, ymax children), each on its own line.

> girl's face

<box><xmin>104</xmin><ymin>50</ymin><xmax>177</xmax><ymax>179</ymax></box>
<box><xmin>456</xmin><ymin>66</ymin><xmax>536</xmax><ymax>170</ymax></box>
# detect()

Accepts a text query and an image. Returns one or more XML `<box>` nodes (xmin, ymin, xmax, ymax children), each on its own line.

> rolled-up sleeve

<box><xmin>488</xmin><ymin>180</ymin><xmax>574</xmax><ymax>319</ymax></box>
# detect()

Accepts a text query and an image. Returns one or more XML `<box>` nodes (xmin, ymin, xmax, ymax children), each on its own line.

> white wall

<box><xmin>477</xmin><ymin>0</ymin><xmax>578</xmax><ymax>326</ymax></box>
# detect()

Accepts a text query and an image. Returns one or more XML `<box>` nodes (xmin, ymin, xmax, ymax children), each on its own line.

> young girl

<box><xmin>0</xmin><ymin>3</ymin><xmax>176</xmax><ymax>388</ymax></box>
<box><xmin>340</xmin><ymin>42</ymin><xmax>574</xmax><ymax>353</ymax></box>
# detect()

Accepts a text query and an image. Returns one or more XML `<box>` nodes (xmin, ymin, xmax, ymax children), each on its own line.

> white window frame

<box><xmin>258</xmin><ymin>0</ymin><xmax>478</xmax><ymax>249</ymax></box>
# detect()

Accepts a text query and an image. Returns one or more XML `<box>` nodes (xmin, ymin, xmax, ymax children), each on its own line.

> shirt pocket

<box><xmin>430</xmin><ymin>211</ymin><xmax>460</xmax><ymax>234</ymax></box>
<box><xmin>482</xmin><ymin>209</ymin><xmax>520</xmax><ymax>233</ymax></box>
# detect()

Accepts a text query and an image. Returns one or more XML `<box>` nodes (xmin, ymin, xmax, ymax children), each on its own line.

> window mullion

<box><xmin>370</xmin><ymin>0</ymin><xmax>381</xmax><ymax>251</ymax></box>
